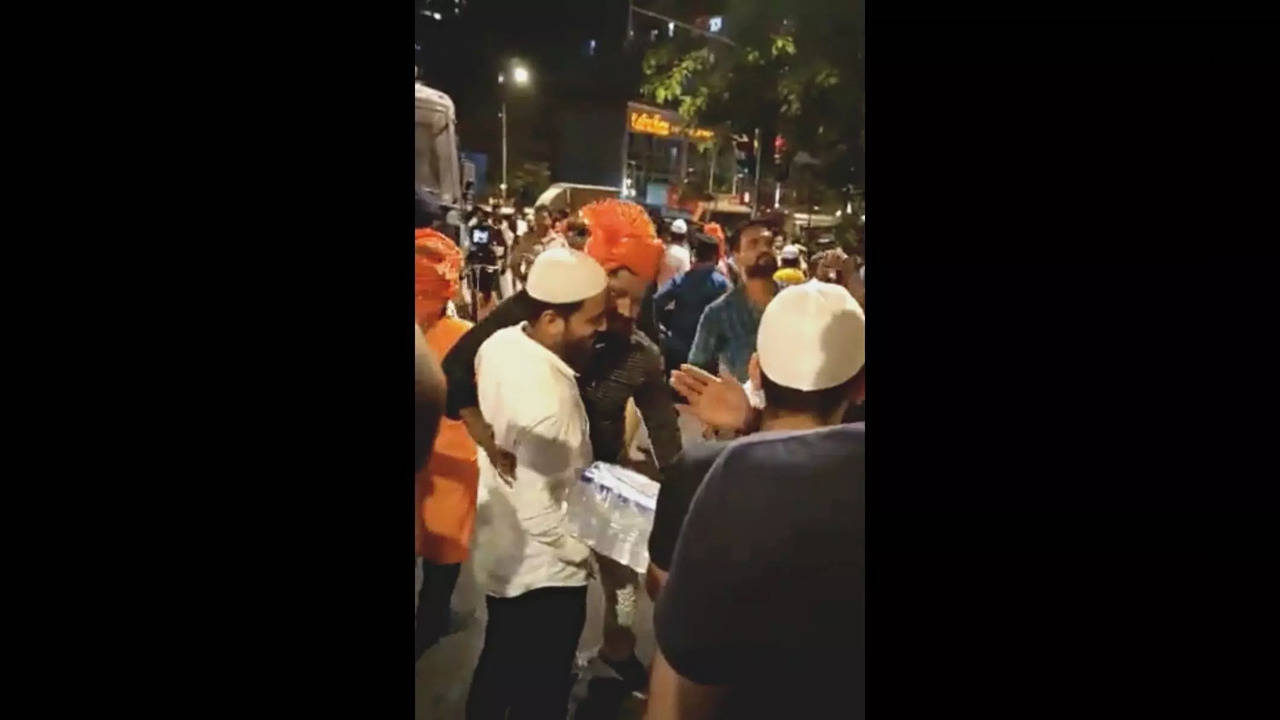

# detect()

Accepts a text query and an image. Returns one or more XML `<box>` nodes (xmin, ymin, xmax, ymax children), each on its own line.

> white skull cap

<box><xmin>525</xmin><ymin>247</ymin><xmax>608</xmax><ymax>304</ymax></box>
<box><xmin>757</xmin><ymin>281</ymin><xmax>865</xmax><ymax>391</ymax></box>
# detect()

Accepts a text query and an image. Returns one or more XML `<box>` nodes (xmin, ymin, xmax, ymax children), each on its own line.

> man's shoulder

<box><xmin>629</xmin><ymin>328</ymin><xmax>662</xmax><ymax>358</ymax></box>
<box><xmin>723</xmin><ymin>423</ymin><xmax>864</xmax><ymax>455</ymax></box>
<box><xmin>703</xmin><ymin>290</ymin><xmax>734</xmax><ymax>314</ymax></box>
<box><xmin>476</xmin><ymin>324</ymin><xmax>526</xmax><ymax>364</ymax></box>
<box><xmin>426</xmin><ymin>317</ymin><xmax>473</xmax><ymax>355</ymax></box>
<box><xmin>479</xmin><ymin>330</ymin><xmax>577</xmax><ymax>417</ymax></box>
<box><xmin>669</xmin><ymin>441</ymin><xmax>731</xmax><ymax>486</ymax></box>
<box><xmin>704</xmin><ymin>425</ymin><xmax>865</xmax><ymax>489</ymax></box>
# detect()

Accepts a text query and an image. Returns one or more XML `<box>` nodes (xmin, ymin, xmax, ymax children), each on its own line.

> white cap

<box><xmin>526</xmin><ymin>247</ymin><xmax>608</xmax><ymax>304</ymax></box>
<box><xmin>780</xmin><ymin>244</ymin><xmax>800</xmax><ymax>260</ymax></box>
<box><xmin>670</xmin><ymin>219</ymin><xmax>688</xmax><ymax>235</ymax></box>
<box><xmin>757</xmin><ymin>281</ymin><xmax>865</xmax><ymax>391</ymax></box>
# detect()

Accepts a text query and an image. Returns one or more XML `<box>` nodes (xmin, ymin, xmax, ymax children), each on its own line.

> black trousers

<box><xmin>466</xmin><ymin>585</ymin><xmax>588</xmax><ymax>720</ymax></box>
<box><xmin>415</xmin><ymin>560</ymin><xmax>461</xmax><ymax>662</ymax></box>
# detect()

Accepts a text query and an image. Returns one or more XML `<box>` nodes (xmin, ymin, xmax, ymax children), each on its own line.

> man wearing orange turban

<box><xmin>582</xmin><ymin>198</ymin><xmax>666</xmax><ymax>311</ymax></box>
<box><xmin>575</xmin><ymin>199</ymin><xmax>682</xmax><ymax>692</ymax></box>
<box><xmin>414</xmin><ymin>228</ymin><xmax>480</xmax><ymax>661</ymax></box>
<box><xmin>440</xmin><ymin>201</ymin><xmax>682</xmax><ymax>695</ymax></box>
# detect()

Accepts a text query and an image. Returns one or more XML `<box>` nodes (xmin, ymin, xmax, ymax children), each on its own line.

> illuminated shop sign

<box><xmin>627</xmin><ymin>104</ymin><xmax>715</xmax><ymax>141</ymax></box>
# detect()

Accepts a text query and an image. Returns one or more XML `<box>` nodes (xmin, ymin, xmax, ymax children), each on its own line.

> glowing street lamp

<box><xmin>500</xmin><ymin>63</ymin><xmax>532</xmax><ymax>200</ymax></box>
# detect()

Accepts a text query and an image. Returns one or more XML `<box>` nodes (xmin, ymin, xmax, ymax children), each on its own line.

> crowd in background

<box><xmin>414</xmin><ymin>190</ymin><xmax>865</xmax><ymax>720</ymax></box>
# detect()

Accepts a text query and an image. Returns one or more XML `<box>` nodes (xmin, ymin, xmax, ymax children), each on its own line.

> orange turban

<box><xmin>414</xmin><ymin>228</ymin><xmax>462</xmax><ymax>301</ymax></box>
<box><xmin>580</xmin><ymin>199</ymin><xmax>665</xmax><ymax>284</ymax></box>
<box><xmin>702</xmin><ymin>222</ymin><xmax>727</xmax><ymax>260</ymax></box>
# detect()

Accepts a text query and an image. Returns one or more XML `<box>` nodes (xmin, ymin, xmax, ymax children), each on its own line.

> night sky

<box><xmin>416</xmin><ymin>0</ymin><xmax>725</xmax><ymax>187</ymax></box>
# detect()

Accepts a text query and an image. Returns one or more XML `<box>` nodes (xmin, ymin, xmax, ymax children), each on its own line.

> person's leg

<box><xmin>508</xmin><ymin>585</ymin><xmax>588</xmax><ymax>720</ymax></box>
<box><xmin>596</xmin><ymin>554</ymin><xmax>639</xmax><ymax>663</ymax></box>
<box><xmin>415</xmin><ymin>561</ymin><xmax>462</xmax><ymax>661</ymax></box>
<box><xmin>465</xmin><ymin>594</ymin><xmax>518</xmax><ymax>720</ymax></box>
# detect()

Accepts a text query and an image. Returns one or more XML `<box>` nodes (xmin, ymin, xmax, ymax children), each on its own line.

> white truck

<box><xmin>415</xmin><ymin>83</ymin><xmax>463</xmax><ymax>207</ymax></box>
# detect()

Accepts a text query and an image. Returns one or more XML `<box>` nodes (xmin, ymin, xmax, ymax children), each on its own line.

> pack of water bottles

<box><xmin>563</xmin><ymin>461</ymin><xmax>660</xmax><ymax>573</ymax></box>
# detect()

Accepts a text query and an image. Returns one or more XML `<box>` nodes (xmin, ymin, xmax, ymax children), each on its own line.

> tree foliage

<box><xmin>638</xmin><ymin>0</ymin><xmax>864</xmax><ymax>197</ymax></box>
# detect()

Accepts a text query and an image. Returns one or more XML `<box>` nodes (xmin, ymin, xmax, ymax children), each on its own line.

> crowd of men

<box><xmin>414</xmin><ymin>192</ymin><xmax>865</xmax><ymax>719</ymax></box>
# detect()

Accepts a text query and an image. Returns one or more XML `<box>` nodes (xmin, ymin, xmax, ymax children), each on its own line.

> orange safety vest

<box><xmin>415</xmin><ymin>316</ymin><xmax>480</xmax><ymax>564</ymax></box>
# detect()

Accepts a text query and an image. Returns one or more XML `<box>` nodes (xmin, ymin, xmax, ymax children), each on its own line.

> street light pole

<box><xmin>501</xmin><ymin>100</ymin><xmax>508</xmax><ymax>201</ymax></box>
<box><xmin>497</xmin><ymin>64</ymin><xmax>530</xmax><ymax>202</ymax></box>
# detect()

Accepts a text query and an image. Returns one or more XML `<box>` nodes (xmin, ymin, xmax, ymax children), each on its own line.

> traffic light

<box><xmin>774</xmin><ymin>134</ymin><xmax>790</xmax><ymax>182</ymax></box>
<box><xmin>734</xmin><ymin>134</ymin><xmax>756</xmax><ymax>176</ymax></box>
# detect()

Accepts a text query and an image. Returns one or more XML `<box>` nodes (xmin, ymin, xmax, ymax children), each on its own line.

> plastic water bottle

<box><xmin>563</xmin><ymin>462</ymin><xmax>659</xmax><ymax>573</ymax></box>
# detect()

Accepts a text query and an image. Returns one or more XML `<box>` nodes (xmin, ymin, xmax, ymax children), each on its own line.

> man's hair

<box><xmin>761</xmin><ymin>367</ymin><xmax>864</xmax><ymax>418</ymax></box>
<box><xmin>534</xmin><ymin>204</ymin><xmax>550</xmax><ymax>215</ymax></box>
<box><xmin>521</xmin><ymin>291</ymin><xmax>585</xmax><ymax>325</ymax></box>
<box><xmin>564</xmin><ymin>219</ymin><xmax>590</xmax><ymax>240</ymax></box>
<box><xmin>692</xmin><ymin>233</ymin><xmax>720</xmax><ymax>263</ymax></box>
<box><xmin>728</xmin><ymin>221</ymin><xmax>773</xmax><ymax>253</ymax></box>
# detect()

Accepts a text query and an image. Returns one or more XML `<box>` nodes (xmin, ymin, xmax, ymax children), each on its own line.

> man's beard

<box><xmin>743</xmin><ymin>253</ymin><xmax>778</xmax><ymax>280</ymax></box>
<box><xmin>563</xmin><ymin>334</ymin><xmax>598</xmax><ymax>372</ymax></box>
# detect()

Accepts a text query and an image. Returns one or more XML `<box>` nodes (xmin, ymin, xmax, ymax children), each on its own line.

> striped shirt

<box><xmin>580</xmin><ymin>328</ymin><xmax>682</xmax><ymax>468</ymax></box>
<box><xmin>687</xmin><ymin>285</ymin><xmax>764</xmax><ymax>383</ymax></box>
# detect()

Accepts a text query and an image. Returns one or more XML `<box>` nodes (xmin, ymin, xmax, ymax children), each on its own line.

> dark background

<box><xmin>51</xmin><ymin>1</ymin><xmax>1280</xmax><ymax>715</ymax></box>
<box><xmin>417</xmin><ymin>0</ymin><xmax>637</xmax><ymax>194</ymax></box>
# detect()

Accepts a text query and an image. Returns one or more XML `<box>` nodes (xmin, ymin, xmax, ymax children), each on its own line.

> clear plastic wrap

<box><xmin>563</xmin><ymin>461</ymin><xmax>660</xmax><ymax>573</ymax></box>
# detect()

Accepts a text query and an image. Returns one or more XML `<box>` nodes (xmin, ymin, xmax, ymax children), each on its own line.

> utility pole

<box><xmin>752</xmin><ymin>127</ymin><xmax>762</xmax><ymax>217</ymax></box>
<box><xmin>707</xmin><ymin>140</ymin><xmax>716</xmax><ymax>194</ymax></box>
<box><xmin>501</xmin><ymin>101</ymin><xmax>508</xmax><ymax>200</ymax></box>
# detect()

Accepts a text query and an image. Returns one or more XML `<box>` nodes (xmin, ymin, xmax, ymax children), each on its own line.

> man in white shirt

<box><xmin>466</xmin><ymin>247</ymin><xmax>611</xmax><ymax>720</ymax></box>
<box><xmin>656</xmin><ymin>218</ymin><xmax>692</xmax><ymax>288</ymax></box>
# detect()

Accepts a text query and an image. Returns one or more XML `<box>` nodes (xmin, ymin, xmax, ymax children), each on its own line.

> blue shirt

<box><xmin>687</xmin><ymin>284</ymin><xmax>764</xmax><ymax>382</ymax></box>
<box><xmin>654</xmin><ymin>264</ymin><xmax>731</xmax><ymax>359</ymax></box>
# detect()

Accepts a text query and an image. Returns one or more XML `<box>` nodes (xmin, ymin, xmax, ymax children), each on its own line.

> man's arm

<box><xmin>644</xmin><ymin>647</ymin><xmax>726</xmax><ymax>720</ymax></box>
<box><xmin>440</xmin><ymin>321</ymin><xmax>486</xmax><ymax>422</ymax></box>
<box><xmin>414</xmin><ymin>325</ymin><xmax>445</xmax><ymax>474</ymax></box>
<box><xmin>653</xmin><ymin>275</ymin><xmax>680</xmax><ymax>314</ymax></box>
<box><xmin>442</xmin><ymin>298</ymin><xmax>528</xmax><ymax>479</ymax></box>
<box><xmin>632</xmin><ymin>346</ymin><xmax>683</xmax><ymax>469</ymax></box>
<box><xmin>685</xmin><ymin>305</ymin><xmax>721</xmax><ymax>375</ymax></box>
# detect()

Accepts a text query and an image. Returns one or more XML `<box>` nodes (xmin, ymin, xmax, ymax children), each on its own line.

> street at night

<box><xmin>415</xmin><ymin>1</ymin><xmax>863</xmax><ymax>717</ymax></box>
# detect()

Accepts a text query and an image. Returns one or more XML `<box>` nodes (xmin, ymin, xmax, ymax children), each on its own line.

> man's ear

<box><xmin>536</xmin><ymin>309</ymin><xmax>564</xmax><ymax>334</ymax></box>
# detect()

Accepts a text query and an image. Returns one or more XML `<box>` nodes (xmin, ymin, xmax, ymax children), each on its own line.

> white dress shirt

<box><xmin>656</xmin><ymin>242</ymin><xmax>692</xmax><ymax>288</ymax></box>
<box><xmin>471</xmin><ymin>323</ymin><xmax>594</xmax><ymax>597</ymax></box>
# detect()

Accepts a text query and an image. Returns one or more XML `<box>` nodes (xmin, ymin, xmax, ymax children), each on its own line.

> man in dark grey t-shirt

<box><xmin>646</xmin><ymin>282</ymin><xmax>866</xmax><ymax>719</ymax></box>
